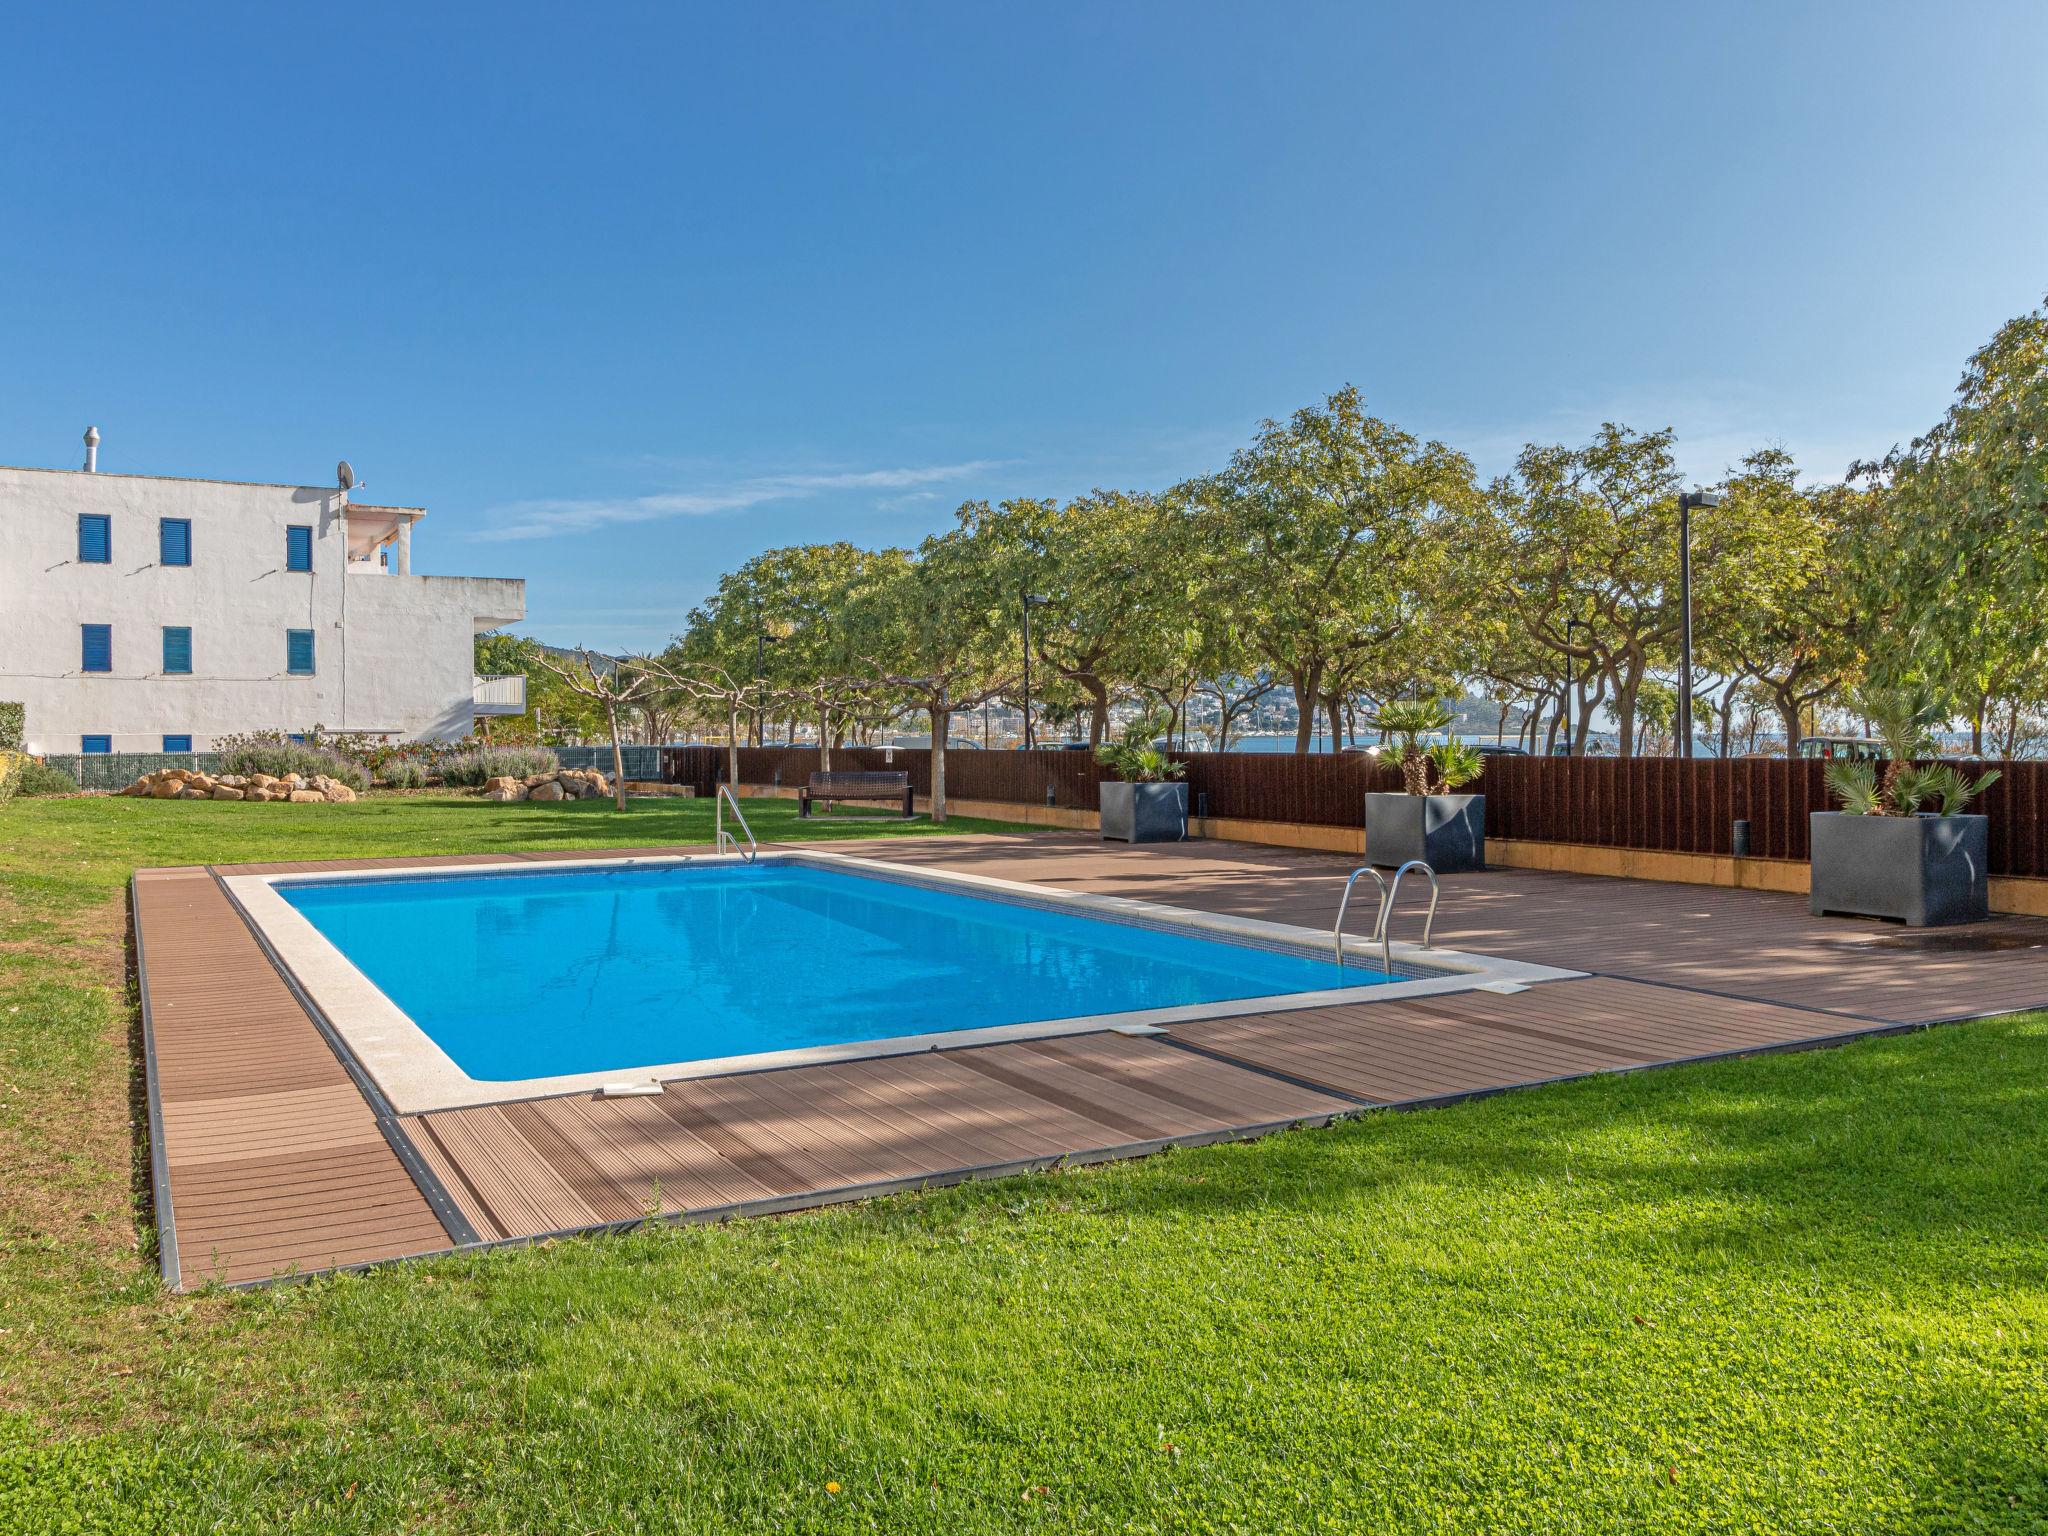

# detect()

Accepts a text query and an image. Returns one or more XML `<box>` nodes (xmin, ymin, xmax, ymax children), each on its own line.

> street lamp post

<box><xmin>1675</xmin><ymin>490</ymin><xmax>1722</xmax><ymax>759</ymax></box>
<box><xmin>1020</xmin><ymin>592</ymin><xmax>1049</xmax><ymax>749</ymax></box>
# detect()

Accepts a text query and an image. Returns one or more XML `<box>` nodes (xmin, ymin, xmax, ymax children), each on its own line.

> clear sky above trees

<box><xmin>3</xmin><ymin>3</ymin><xmax>2045</xmax><ymax>651</ymax></box>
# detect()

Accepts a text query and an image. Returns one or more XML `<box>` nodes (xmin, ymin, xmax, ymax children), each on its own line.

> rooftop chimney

<box><xmin>83</xmin><ymin>426</ymin><xmax>99</xmax><ymax>473</ymax></box>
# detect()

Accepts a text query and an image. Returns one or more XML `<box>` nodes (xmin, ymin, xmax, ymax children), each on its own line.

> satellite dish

<box><xmin>337</xmin><ymin>460</ymin><xmax>357</xmax><ymax>490</ymax></box>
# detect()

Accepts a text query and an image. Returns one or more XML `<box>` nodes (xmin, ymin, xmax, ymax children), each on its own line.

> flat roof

<box><xmin>0</xmin><ymin>462</ymin><xmax>421</xmax><ymax>510</ymax></box>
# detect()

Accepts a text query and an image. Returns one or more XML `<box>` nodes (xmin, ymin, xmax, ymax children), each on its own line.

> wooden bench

<box><xmin>798</xmin><ymin>770</ymin><xmax>915</xmax><ymax>819</ymax></box>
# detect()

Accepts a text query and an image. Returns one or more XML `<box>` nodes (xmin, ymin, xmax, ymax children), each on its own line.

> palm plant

<box><xmin>1824</xmin><ymin>686</ymin><xmax>1999</xmax><ymax>815</ymax></box>
<box><xmin>1370</xmin><ymin>700</ymin><xmax>1483</xmax><ymax>795</ymax></box>
<box><xmin>1096</xmin><ymin>709</ymin><xmax>1187</xmax><ymax>783</ymax></box>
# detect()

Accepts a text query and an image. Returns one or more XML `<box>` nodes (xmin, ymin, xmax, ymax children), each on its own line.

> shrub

<box><xmin>15</xmin><ymin>758</ymin><xmax>79</xmax><ymax>797</ymax></box>
<box><xmin>437</xmin><ymin>745</ymin><xmax>560</xmax><ymax>787</ymax></box>
<box><xmin>0</xmin><ymin>702</ymin><xmax>22</xmax><ymax>752</ymax></box>
<box><xmin>213</xmin><ymin>731</ymin><xmax>371</xmax><ymax>793</ymax></box>
<box><xmin>383</xmin><ymin>758</ymin><xmax>433</xmax><ymax>789</ymax></box>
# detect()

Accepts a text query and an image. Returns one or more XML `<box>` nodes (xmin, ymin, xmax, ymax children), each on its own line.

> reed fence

<box><xmin>662</xmin><ymin>744</ymin><xmax>2048</xmax><ymax>879</ymax></box>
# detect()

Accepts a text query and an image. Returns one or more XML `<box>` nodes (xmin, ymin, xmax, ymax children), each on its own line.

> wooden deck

<box><xmin>132</xmin><ymin>834</ymin><xmax>2048</xmax><ymax>1289</ymax></box>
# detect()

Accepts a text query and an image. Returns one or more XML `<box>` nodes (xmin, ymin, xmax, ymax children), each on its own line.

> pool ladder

<box><xmin>715</xmin><ymin>783</ymin><xmax>758</xmax><ymax>863</ymax></box>
<box><xmin>1333</xmin><ymin>860</ymin><xmax>1439</xmax><ymax>976</ymax></box>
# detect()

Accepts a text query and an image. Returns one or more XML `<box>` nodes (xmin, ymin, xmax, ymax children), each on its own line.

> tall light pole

<box><xmin>1020</xmin><ymin>592</ymin><xmax>1049</xmax><ymax>749</ymax></box>
<box><xmin>1675</xmin><ymin>490</ymin><xmax>1721</xmax><ymax>759</ymax></box>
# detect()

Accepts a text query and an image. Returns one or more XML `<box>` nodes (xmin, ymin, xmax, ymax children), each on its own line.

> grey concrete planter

<box><xmin>1809</xmin><ymin>811</ymin><xmax>1988</xmax><ymax>926</ymax></box>
<box><xmin>1100</xmin><ymin>781</ymin><xmax>1188</xmax><ymax>843</ymax></box>
<box><xmin>1366</xmin><ymin>791</ymin><xmax>1485</xmax><ymax>872</ymax></box>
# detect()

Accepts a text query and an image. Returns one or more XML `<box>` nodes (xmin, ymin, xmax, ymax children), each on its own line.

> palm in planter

<box><xmin>1822</xmin><ymin>687</ymin><xmax>1999</xmax><ymax>816</ymax></box>
<box><xmin>1096</xmin><ymin>713</ymin><xmax>1188</xmax><ymax>843</ymax></box>
<box><xmin>1811</xmin><ymin>686</ymin><xmax>1999</xmax><ymax>925</ymax></box>
<box><xmin>1364</xmin><ymin>700</ymin><xmax>1486</xmax><ymax>871</ymax></box>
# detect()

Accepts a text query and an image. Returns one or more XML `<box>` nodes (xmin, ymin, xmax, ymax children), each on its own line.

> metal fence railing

<box><xmin>41</xmin><ymin>752</ymin><xmax>222</xmax><ymax>790</ymax></box>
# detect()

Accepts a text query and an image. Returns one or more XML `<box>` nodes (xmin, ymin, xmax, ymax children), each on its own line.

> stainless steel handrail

<box><xmin>715</xmin><ymin>783</ymin><xmax>758</xmax><ymax>863</ymax></box>
<box><xmin>1332</xmin><ymin>866</ymin><xmax>1388</xmax><ymax>969</ymax></box>
<box><xmin>1377</xmin><ymin>859</ymin><xmax>1441</xmax><ymax>974</ymax></box>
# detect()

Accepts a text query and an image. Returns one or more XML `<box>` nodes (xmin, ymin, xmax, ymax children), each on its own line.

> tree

<box><xmin>1854</xmin><ymin>297</ymin><xmax>2048</xmax><ymax>751</ymax></box>
<box><xmin>531</xmin><ymin>649</ymin><xmax>675</xmax><ymax>811</ymax></box>
<box><xmin>1194</xmin><ymin>387</ymin><xmax>1476</xmax><ymax>752</ymax></box>
<box><xmin>1472</xmin><ymin>423</ymin><xmax>1726</xmax><ymax>757</ymax></box>
<box><xmin>473</xmin><ymin>631</ymin><xmax>607</xmax><ymax>745</ymax></box>
<box><xmin>849</xmin><ymin>527</ymin><xmax>1015</xmax><ymax>822</ymax></box>
<box><xmin>1705</xmin><ymin>450</ymin><xmax>1864</xmax><ymax>751</ymax></box>
<box><xmin>958</xmin><ymin>493</ymin><xmax>1165</xmax><ymax>746</ymax></box>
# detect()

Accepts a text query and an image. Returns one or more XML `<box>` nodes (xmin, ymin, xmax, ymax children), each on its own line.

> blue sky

<box><xmin>4</xmin><ymin>2</ymin><xmax>2043</xmax><ymax>652</ymax></box>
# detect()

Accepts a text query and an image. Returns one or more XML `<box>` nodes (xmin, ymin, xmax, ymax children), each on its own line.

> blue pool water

<box><xmin>277</xmin><ymin>861</ymin><xmax>1382</xmax><ymax>1080</ymax></box>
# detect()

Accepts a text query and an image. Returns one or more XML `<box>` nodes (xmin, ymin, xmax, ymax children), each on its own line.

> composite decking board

<box><xmin>132</xmin><ymin>868</ymin><xmax>459</xmax><ymax>1289</ymax></box>
<box><xmin>138</xmin><ymin>835</ymin><xmax>2048</xmax><ymax>1286</ymax></box>
<box><xmin>557</xmin><ymin>1093</ymin><xmax>783</xmax><ymax>1213</ymax></box>
<box><xmin>827</xmin><ymin>1053</ymin><xmax>1117</xmax><ymax>1165</ymax></box>
<box><xmin>398</xmin><ymin>1120</ymin><xmax>508</xmax><ymax>1241</ymax></box>
<box><xmin>695</xmin><ymin>1069</ymin><xmax>930</xmax><ymax>1188</ymax></box>
<box><xmin>948</xmin><ymin>1039</ymin><xmax>1245</xmax><ymax>1142</ymax></box>
<box><xmin>862</xmin><ymin>834</ymin><xmax>2048</xmax><ymax>1025</ymax></box>
<box><xmin>493</xmin><ymin>1098</ymin><xmax>690</xmax><ymax>1226</ymax></box>
<box><xmin>799</xmin><ymin>1054</ymin><xmax>1077</xmax><ymax>1171</ymax></box>
<box><xmin>1032</xmin><ymin>1032</ymin><xmax>1349</xmax><ymax>1124</ymax></box>
<box><xmin>417</xmin><ymin>1109</ymin><xmax>599</xmax><ymax>1239</ymax></box>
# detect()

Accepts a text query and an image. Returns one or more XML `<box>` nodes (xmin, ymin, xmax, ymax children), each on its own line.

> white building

<box><xmin>1</xmin><ymin>430</ymin><xmax>526</xmax><ymax>755</ymax></box>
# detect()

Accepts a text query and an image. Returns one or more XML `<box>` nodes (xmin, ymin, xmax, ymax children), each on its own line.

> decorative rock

<box><xmin>481</xmin><ymin>787</ymin><xmax>521</xmax><ymax>802</ymax></box>
<box><xmin>321</xmin><ymin>782</ymin><xmax>357</xmax><ymax>803</ymax></box>
<box><xmin>176</xmin><ymin>787</ymin><xmax>209</xmax><ymax>800</ymax></box>
<box><xmin>527</xmin><ymin>781</ymin><xmax>565</xmax><ymax>801</ymax></box>
<box><xmin>210</xmin><ymin>786</ymin><xmax>246</xmax><ymax>801</ymax></box>
<box><xmin>151</xmin><ymin>778</ymin><xmax>182</xmax><ymax>799</ymax></box>
<box><xmin>288</xmin><ymin>789</ymin><xmax>326</xmax><ymax>804</ymax></box>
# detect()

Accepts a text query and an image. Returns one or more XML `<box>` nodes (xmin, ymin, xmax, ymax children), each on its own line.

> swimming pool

<box><xmin>277</xmin><ymin>860</ymin><xmax>1387</xmax><ymax>1081</ymax></box>
<box><xmin>224</xmin><ymin>848</ymin><xmax>1570</xmax><ymax>1112</ymax></box>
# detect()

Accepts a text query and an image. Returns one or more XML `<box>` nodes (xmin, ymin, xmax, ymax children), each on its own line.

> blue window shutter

<box><xmin>159</xmin><ymin>518</ymin><xmax>192</xmax><ymax>566</ymax></box>
<box><xmin>286</xmin><ymin>628</ymin><xmax>315</xmax><ymax>675</ymax></box>
<box><xmin>81</xmin><ymin>735</ymin><xmax>112</xmax><ymax>754</ymax></box>
<box><xmin>81</xmin><ymin>623</ymin><xmax>112</xmax><ymax>672</ymax></box>
<box><xmin>78</xmin><ymin>514</ymin><xmax>111</xmax><ymax>563</ymax></box>
<box><xmin>162</xmin><ymin>735</ymin><xmax>193</xmax><ymax>753</ymax></box>
<box><xmin>286</xmin><ymin>525</ymin><xmax>313</xmax><ymax>572</ymax></box>
<box><xmin>162</xmin><ymin>626</ymin><xmax>192</xmax><ymax>674</ymax></box>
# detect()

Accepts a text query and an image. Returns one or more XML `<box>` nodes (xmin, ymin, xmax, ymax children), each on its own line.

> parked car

<box><xmin>1474</xmin><ymin>744</ymin><xmax>1527</xmax><ymax>755</ymax></box>
<box><xmin>1795</xmin><ymin>735</ymin><xmax>1885</xmax><ymax>762</ymax></box>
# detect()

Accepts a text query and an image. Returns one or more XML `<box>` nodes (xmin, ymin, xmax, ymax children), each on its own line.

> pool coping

<box><xmin>220</xmin><ymin>847</ymin><xmax>1584</xmax><ymax>1115</ymax></box>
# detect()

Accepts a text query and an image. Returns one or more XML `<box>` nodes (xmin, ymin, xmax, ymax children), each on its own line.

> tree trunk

<box><xmin>1290</xmin><ymin>664</ymin><xmax>1323</xmax><ymax>754</ymax></box>
<box><xmin>818</xmin><ymin>702</ymin><xmax>832</xmax><ymax>774</ymax></box>
<box><xmin>1612</xmin><ymin>670</ymin><xmax>1640</xmax><ymax>759</ymax></box>
<box><xmin>1971</xmin><ymin>697</ymin><xmax>1986</xmax><ymax>757</ymax></box>
<box><xmin>928</xmin><ymin>702</ymin><xmax>949</xmax><ymax>823</ymax></box>
<box><xmin>1772</xmin><ymin>684</ymin><xmax>1803</xmax><ymax>754</ymax></box>
<box><xmin>1323</xmin><ymin>693</ymin><xmax>1343</xmax><ymax>753</ymax></box>
<box><xmin>605</xmin><ymin>700</ymin><xmax>628</xmax><ymax>812</ymax></box>
<box><xmin>726</xmin><ymin>703</ymin><xmax>742</xmax><ymax>789</ymax></box>
<box><xmin>1085</xmin><ymin>681</ymin><xmax>1110</xmax><ymax>749</ymax></box>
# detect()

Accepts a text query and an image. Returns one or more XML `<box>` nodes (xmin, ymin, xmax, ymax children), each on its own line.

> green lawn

<box><xmin>2</xmin><ymin>795</ymin><xmax>2044</xmax><ymax>1532</ymax></box>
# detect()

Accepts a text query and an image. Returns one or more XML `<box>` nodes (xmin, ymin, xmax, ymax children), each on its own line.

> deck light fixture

<box><xmin>1675</xmin><ymin>490</ymin><xmax>1722</xmax><ymax>759</ymax></box>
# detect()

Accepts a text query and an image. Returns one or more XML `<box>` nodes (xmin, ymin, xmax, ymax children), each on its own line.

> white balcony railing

<box><xmin>472</xmin><ymin>673</ymin><xmax>527</xmax><ymax>715</ymax></box>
